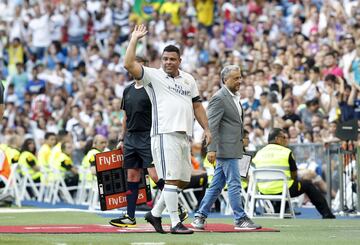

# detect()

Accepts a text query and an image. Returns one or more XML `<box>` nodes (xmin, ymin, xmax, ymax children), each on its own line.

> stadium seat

<box><xmin>17</xmin><ymin>165</ymin><xmax>43</xmax><ymax>202</ymax></box>
<box><xmin>0</xmin><ymin>164</ymin><xmax>21</xmax><ymax>207</ymax></box>
<box><xmin>46</xmin><ymin>166</ymin><xmax>78</xmax><ymax>205</ymax></box>
<box><xmin>181</xmin><ymin>187</ymin><xmax>203</xmax><ymax>212</ymax></box>
<box><xmin>246</xmin><ymin>169</ymin><xmax>295</xmax><ymax>219</ymax></box>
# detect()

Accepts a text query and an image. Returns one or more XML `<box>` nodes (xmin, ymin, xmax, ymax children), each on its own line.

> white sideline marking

<box><xmin>25</xmin><ymin>226</ymin><xmax>82</xmax><ymax>230</ymax></box>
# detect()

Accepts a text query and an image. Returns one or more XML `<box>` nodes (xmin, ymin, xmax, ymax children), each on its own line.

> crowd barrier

<box><xmin>325</xmin><ymin>142</ymin><xmax>360</xmax><ymax>215</ymax></box>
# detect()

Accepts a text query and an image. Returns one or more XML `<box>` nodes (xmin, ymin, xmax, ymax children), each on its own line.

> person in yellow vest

<box><xmin>18</xmin><ymin>138</ymin><xmax>41</xmax><ymax>182</ymax></box>
<box><xmin>0</xmin><ymin>148</ymin><xmax>13</xmax><ymax>205</ymax></box>
<box><xmin>5</xmin><ymin>135</ymin><xmax>22</xmax><ymax>165</ymax></box>
<box><xmin>252</xmin><ymin>128</ymin><xmax>335</xmax><ymax>219</ymax></box>
<box><xmin>81</xmin><ymin>134</ymin><xmax>108</xmax><ymax>182</ymax></box>
<box><xmin>55</xmin><ymin>141</ymin><xmax>79</xmax><ymax>190</ymax></box>
<box><xmin>48</xmin><ymin>130</ymin><xmax>71</xmax><ymax>169</ymax></box>
<box><xmin>0</xmin><ymin>142</ymin><xmax>8</xmax><ymax>152</ymax></box>
<box><xmin>38</xmin><ymin>132</ymin><xmax>57</xmax><ymax>169</ymax></box>
<box><xmin>0</xmin><ymin>148</ymin><xmax>11</xmax><ymax>189</ymax></box>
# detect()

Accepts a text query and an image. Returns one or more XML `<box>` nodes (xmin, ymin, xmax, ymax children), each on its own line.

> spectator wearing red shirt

<box><xmin>322</xmin><ymin>52</ymin><xmax>344</xmax><ymax>78</ymax></box>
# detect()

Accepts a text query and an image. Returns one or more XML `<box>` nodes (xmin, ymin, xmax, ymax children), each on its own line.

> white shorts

<box><xmin>151</xmin><ymin>132</ymin><xmax>192</xmax><ymax>182</ymax></box>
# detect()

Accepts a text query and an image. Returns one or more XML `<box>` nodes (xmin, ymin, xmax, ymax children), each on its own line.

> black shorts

<box><xmin>123</xmin><ymin>131</ymin><xmax>153</xmax><ymax>169</ymax></box>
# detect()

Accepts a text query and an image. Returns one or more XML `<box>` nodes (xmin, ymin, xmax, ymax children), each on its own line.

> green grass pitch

<box><xmin>0</xmin><ymin>211</ymin><xmax>359</xmax><ymax>245</ymax></box>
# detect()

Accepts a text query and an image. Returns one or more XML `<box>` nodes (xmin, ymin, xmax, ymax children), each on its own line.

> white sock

<box><xmin>163</xmin><ymin>184</ymin><xmax>180</xmax><ymax>227</ymax></box>
<box><xmin>151</xmin><ymin>191</ymin><xmax>166</xmax><ymax>217</ymax></box>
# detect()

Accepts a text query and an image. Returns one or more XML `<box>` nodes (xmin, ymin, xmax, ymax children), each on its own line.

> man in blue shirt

<box><xmin>26</xmin><ymin>65</ymin><xmax>46</xmax><ymax>95</ymax></box>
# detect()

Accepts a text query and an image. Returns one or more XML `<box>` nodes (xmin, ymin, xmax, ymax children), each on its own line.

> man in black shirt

<box><xmin>282</xmin><ymin>100</ymin><xmax>302</xmax><ymax>130</ymax></box>
<box><xmin>109</xmin><ymin>57</ymin><xmax>187</xmax><ymax>228</ymax></box>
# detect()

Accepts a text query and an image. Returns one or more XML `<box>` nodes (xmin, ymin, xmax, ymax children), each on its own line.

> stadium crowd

<box><xmin>0</xmin><ymin>0</ymin><xmax>360</xmax><ymax>207</ymax></box>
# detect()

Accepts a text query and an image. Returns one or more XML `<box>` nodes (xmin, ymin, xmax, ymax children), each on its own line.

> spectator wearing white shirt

<box><xmin>340</xmin><ymin>34</ymin><xmax>356</xmax><ymax>81</ymax></box>
<box><xmin>92</xmin><ymin>3</ymin><xmax>112</xmax><ymax>50</ymax></box>
<box><xmin>67</xmin><ymin>1</ymin><xmax>88</xmax><ymax>47</ymax></box>
<box><xmin>107</xmin><ymin>53</ymin><xmax>125</xmax><ymax>74</ymax></box>
<box><xmin>28</xmin><ymin>4</ymin><xmax>51</xmax><ymax>59</ymax></box>
<box><xmin>293</xmin><ymin>66</ymin><xmax>325</xmax><ymax>103</ymax></box>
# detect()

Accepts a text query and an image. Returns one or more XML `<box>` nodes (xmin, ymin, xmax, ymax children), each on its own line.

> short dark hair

<box><xmin>44</xmin><ymin>132</ymin><xmax>56</xmax><ymax>140</ymax></box>
<box><xmin>325</xmin><ymin>51</ymin><xmax>335</xmax><ymax>58</ymax></box>
<box><xmin>163</xmin><ymin>45</ymin><xmax>180</xmax><ymax>57</ymax></box>
<box><xmin>324</xmin><ymin>74</ymin><xmax>337</xmax><ymax>83</ymax></box>
<box><xmin>310</xmin><ymin>66</ymin><xmax>320</xmax><ymax>74</ymax></box>
<box><xmin>306</xmin><ymin>98</ymin><xmax>319</xmax><ymax>107</ymax></box>
<box><xmin>268</xmin><ymin>128</ymin><xmax>284</xmax><ymax>143</ymax></box>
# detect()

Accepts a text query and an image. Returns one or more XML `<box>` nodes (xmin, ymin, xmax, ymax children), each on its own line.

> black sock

<box><xmin>156</xmin><ymin>179</ymin><xmax>165</xmax><ymax>191</ymax></box>
<box><xmin>126</xmin><ymin>182</ymin><xmax>139</xmax><ymax>219</ymax></box>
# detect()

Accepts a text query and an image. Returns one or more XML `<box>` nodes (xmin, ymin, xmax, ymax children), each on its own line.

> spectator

<box><xmin>26</xmin><ymin>66</ymin><xmax>46</xmax><ymax>96</ymax></box>
<box><xmin>66</xmin><ymin>105</ymin><xmax>87</xmax><ymax>164</ymax></box>
<box><xmin>322</xmin><ymin>52</ymin><xmax>344</xmax><ymax>78</ymax></box>
<box><xmin>67</xmin><ymin>1</ymin><xmax>88</xmax><ymax>47</ymax></box>
<box><xmin>28</xmin><ymin>4</ymin><xmax>51</xmax><ymax>59</ymax></box>
<box><xmin>112</xmin><ymin>0</ymin><xmax>131</xmax><ymax>43</ymax></box>
<box><xmin>159</xmin><ymin>0</ymin><xmax>184</xmax><ymax>26</ymax></box>
<box><xmin>350</xmin><ymin>41</ymin><xmax>360</xmax><ymax>87</ymax></box>
<box><xmin>10</xmin><ymin>63</ymin><xmax>28</xmax><ymax>104</ymax></box>
<box><xmin>242</xmin><ymin>85</ymin><xmax>260</xmax><ymax>115</ymax></box>
<box><xmin>281</xmin><ymin>99</ymin><xmax>302</xmax><ymax>130</ymax></box>
<box><xmin>299</xmin><ymin>98</ymin><xmax>323</xmax><ymax>131</ymax></box>
<box><xmin>340</xmin><ymin>34</ymin><xmax>356</xmax><ymax>81</ymax></box>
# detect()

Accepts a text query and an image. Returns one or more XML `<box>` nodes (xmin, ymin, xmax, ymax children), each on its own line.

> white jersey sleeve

<box><xmin>140</xmin><ymin>66</ymin><xmax>158</xmax><ymax>87</ymax></box>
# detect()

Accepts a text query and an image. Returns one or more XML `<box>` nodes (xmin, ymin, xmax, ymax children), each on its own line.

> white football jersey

<box><xmin>140</xmin><ymin>67</ymin><xmax>200</xmax><ymax>137</ymax></box>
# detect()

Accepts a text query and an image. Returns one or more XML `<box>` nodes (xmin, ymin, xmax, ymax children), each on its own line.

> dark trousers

<box><xmin>285</xmin><ymin>179</ymin><xmax>332</xmax><ymax>217</ymax></box>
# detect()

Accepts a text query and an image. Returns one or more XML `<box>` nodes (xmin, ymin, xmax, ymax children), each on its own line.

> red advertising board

<box><xmin>105</xmin><ymin>189</ymin><xmax>148</xmax><ymax>210</ymax></box>
<box><xmin>95</xmin><ymin>149</ymin><xmax>151</xmax><ymax>211</ymax></box>
<box><xmin>95</xmin><ymin>149</ymin><xmax>123</xmax><ymax>172</ymax></box>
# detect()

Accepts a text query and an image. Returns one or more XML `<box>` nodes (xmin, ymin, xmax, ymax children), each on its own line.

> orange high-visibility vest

<box><xmin>0</xmin><ymin>149</ymin><xmax>10</xmax><ymax>179</ymax></box>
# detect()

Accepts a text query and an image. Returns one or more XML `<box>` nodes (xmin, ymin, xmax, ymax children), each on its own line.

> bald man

<box><xmin>81</xmin><ymin>134</ymin><xmax>108</xmax><ymax>181</ymax></box>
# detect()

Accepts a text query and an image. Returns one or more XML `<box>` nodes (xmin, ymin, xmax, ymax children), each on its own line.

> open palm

<box><xmin>131</xmin><ymin>24</ymin><xmax>148</xmax><ymax>40</ymax></box>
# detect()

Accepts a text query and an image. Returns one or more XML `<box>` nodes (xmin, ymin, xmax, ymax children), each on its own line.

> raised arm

<box><xmin>124</xmin><ymin>25</ymin><xmax>148</xmax><ymax>80</ymax></box>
